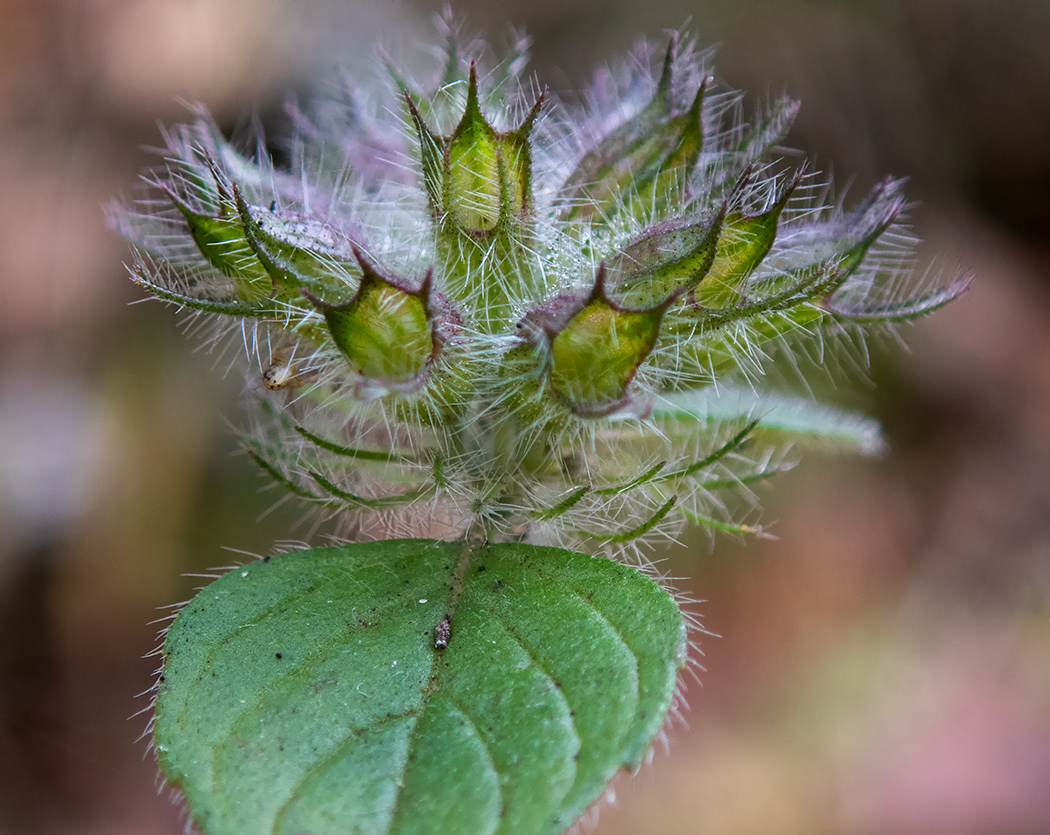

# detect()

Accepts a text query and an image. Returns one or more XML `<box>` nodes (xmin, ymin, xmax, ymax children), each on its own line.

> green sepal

<box><xmin>559</xmin><ymin>39</ymin><xmax>709</xmax><ymax>223</ymax></box>
<box><xmin>231</xmin><ymin>183</ymin><xmax>360</xmax><ymax>300</ymax></box>
<box><xmin>405</xmin><ymin>93</ymin><xmax>447</xmax><ymax>218</ymax></box>
<box><xmin>548</xmin><ymin>266</ymin><xmax>672</xmax><ymax>416</ymax></box>
<box><xmin>559</xmin><ymin>39</ymin><xmax>676</xmax><ymax>220</ymax></box>
<box><xmin>157</xmin><ymin>176</ymin><xmax>272</xmax><ymax>303</ymax></box>
<box><xmin>605</xmin><ymin>206</ymin><xmax>725</xmax><ymax>308</ymax></box>
<box><xmin>626</xmin><ymin>78</ymin><xmax>709</xmax><ymax>220</ymax></box>
<box><xmin>498</xmin><ymin>90</ymin><xmax>544</xmax><ymax>220</ymax></box>
<box><xmin>446</xmin><ymin>64</ymin><xmax>503</xmax><ymax>233</ymax></box>
<box><xmin>692</xmin><ymin>167</ymin><xmax>804</xmax><ymax>307</ymax></box>
<box><xmin>307</xmin><ymin>251</ymin><xmax>436</xmax><ymax>388</ymax></box>
<box><xmin>407</xmin><ymin>63</ymin><xmax>543</xmax><ymax>237</ymax></box>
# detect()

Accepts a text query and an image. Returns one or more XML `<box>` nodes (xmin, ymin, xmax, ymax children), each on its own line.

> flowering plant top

<box><xmin>113</xmin><ymin>19</ymin><xmax>965</xmax><ymax>559</ymax></box>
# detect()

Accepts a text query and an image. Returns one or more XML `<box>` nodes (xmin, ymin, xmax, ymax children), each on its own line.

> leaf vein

<box><xmin>270</xmin><ymin>711</ymin><xmax>422</xmax><ymax>831</ymax></box>
<box><xmin>201</xmin><ymin>589</ymin><xmax>430</xmax><ymax>784</ymax></box>
<box><xmin>485</xmin><ymin>610</ymin><xmax>583</xmax><ymax>790</ymax></box>
<box><xmin>440</xmin><ymin>696</ymin><xmax>504</xmax><ymax>831</ymax></box>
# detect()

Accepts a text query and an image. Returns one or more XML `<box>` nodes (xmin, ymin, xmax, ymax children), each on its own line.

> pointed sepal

<box><xmin>446</xmin><ymin>63</ymin><xmax>503</xmax><ymax>233</ymax></box>
<box><xmin>547</xmin><ymin>266</ymin><xmax>673</xmax><ymax>416</ymax></box>
<box><xmin>407</xmin><ymin>63</ymin><xmax>544</xmax><ymax>237</ymax></box>
<box><xmin>307</xmin><ymin>251</ymin><xmax>436</xmax><ymax>389</ymax></box>
<box><xmin>605</xmin><ymin>206</ymin><xmax>725</xmax><ymax>308</ymax></box>
<box><xmin>559</xmin><ymin>39</ymin><xmax>709</xmax><ymax>222</ymax></box>
<box><xmin>405</xmin><ymin>93</ymin><xmax>446</xmax><ymax>216</ymax></box>
<box><xmin>157</xmin><ymin>170</ymin><xmax>271</xmax><ymax>302</ymax></box>
<box><xmin>692</xmin><ymin>167</ymin><xmax>804</xmax><ymax>307</ymax></box>
<box><xmin>231</xmin><ymin>183</ymin><xmax>359</xmax><ymax>300</ymax></box>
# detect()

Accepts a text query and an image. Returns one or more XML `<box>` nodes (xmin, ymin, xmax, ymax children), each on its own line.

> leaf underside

<box><xmin>154</xmin><ymin>540</ymin><xmax>686</xmax><ymax>834</ymax></box>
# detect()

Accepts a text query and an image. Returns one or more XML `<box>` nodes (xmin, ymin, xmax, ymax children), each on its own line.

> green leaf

<box><xmin>155</xmin><ymin>540</ymin><xmax>686</xmax><ymax>834</ymax></box>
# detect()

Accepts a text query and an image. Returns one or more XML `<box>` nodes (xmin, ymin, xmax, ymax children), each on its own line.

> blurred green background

<box><xmin>1</xmin><ymin>1</ymin><xmax>1048</xmax><ymax>832</ymax></box>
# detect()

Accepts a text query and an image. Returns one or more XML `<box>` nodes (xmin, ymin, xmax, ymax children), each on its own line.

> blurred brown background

<box><xmin>1</xmin><ymin>1</ymin><xmax>1048</xmax><ymax>832</ymax></box>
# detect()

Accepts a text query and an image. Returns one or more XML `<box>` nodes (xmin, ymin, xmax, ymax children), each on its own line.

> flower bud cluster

<box><xmin>113</xmin><ymin>15</ymin><xmax>966</xmax><ymax>557</ymax></box>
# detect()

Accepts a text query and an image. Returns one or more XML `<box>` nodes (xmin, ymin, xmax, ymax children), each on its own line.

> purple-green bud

<box><xmin>407</xmin><ymin>63</ymin><xmax>543</xmax><ymax>238</ymax></box>
<box><xmin>561</xmin><ymin>40</ymin><xmax>708</xmax><ymax>221</ymax></box>
<box><xmin>307</xmin><ymin>251</ymin><xmax>437</xmax><ymax>389</ymax></box>
<box><xmin>605</xmin><ymin>207</ymin><xmax>725</xmax><ymax>309</ymax></box>
<box><xmin>545</xmin><ymin>266</ymin><xmax>672</xmax><ymax>416</ymax></box>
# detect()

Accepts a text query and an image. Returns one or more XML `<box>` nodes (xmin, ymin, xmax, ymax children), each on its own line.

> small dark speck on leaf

<box><xmin>477</xmin><ymin>565</ymin><xmax>485</xmax><ymax>572</ymax></box>
<box><xmin>275</xmin><ymin>653</ymin><xmax>283</xmax><ymax>660</ymax></box>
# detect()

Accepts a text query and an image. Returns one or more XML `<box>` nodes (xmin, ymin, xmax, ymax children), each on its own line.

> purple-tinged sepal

<box><xmin>541</xmin><ymin>266</ymin><xmax>676</xmax><ymax>417</ymax></box>
<box><xmin>604</xmin><ymin>206</ymin><xmax>725</xmax><ymax>309</ymax></box>
<box><xmin>559</xmin><ymin>38</ymin><xmax>709</xmax><ymax>223</ymax></box>
<box><xmin>230</xmin><ymin>181</ymin><xmax>360</xmax><ymax>302</ymax></box>
<box><xmin>691</xmin><ymin>166</ymin><xmax>806</xmax><ymax>309</ymax></box>
<box><xmin>406</xmin><ymin>63</ymin><xmax>544</xmax><ymax>238</ymax></box>
<box><xmin>306</xmin><ymin>250</ymin><xmax>441</xmax><ymax>394</ymax></box>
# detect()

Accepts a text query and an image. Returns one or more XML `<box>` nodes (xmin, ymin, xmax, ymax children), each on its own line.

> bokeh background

<box><xmin>2</xmin><ymin>1</ymin><xmax>1049</xmax><ymax>832</ymax></box>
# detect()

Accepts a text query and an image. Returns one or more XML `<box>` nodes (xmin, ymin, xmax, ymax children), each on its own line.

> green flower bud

<box><xmin>547</xmin><ymin>266</ymin><xmax>672</xmax><ymax>416</ymax></box>
<box><xmin>561</xmin><ymin>40</ymin><xmax>708</xmax><ymax>222</ymax></box>
<box><xmin>407</xmin><ymin>63</ymin><xmax>543</xmax><ymax>238</ymax></box>
<box><xmin>158</xmin><ymin>172</ymin><xmax>271</xmax><ymax>302</ymax></box>
<box><xmin>307</xmin><ymin>251</ymin><xmax>436</xmax><ymax>390</ymax></box>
